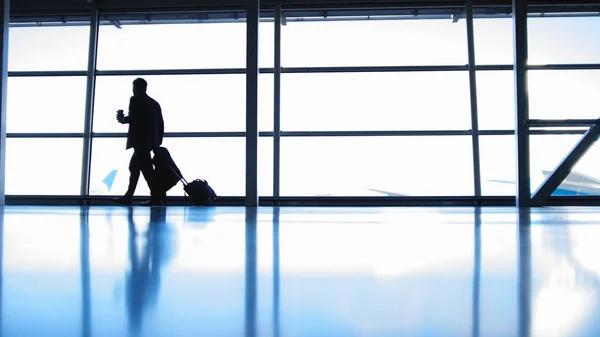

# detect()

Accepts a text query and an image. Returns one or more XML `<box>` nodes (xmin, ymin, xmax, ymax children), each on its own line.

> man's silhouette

<box><xmin>114</xmin><ymin>78</ymin><xmax>165</xmax><ymax>206</ymax></box>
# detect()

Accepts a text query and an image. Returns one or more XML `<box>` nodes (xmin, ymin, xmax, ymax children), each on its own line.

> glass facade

<box><xmin>97</xmin><ymin>20</ymin><xmax>274</xmax><ymax>70</ymax></box>
<box><xmin>281</xmin><ymin>72</ymin><xmax>471</xmax><ymax>132</ymax></box>
<box><xmin>7</xmin><ymin>76</ymin><xmax>88</xmax><ymax>133</ymax></box>
<box><xmin>5</xmin><ymin>8</ymin><xmax>600</xmax><ymax>201</ymax></box>
<box><xmin>5</xmin><ymin>138</ymin><xmax>83</xmax><ymax>195</ymax></box>
<box><xmin>281</xmin><ymin>136</ymin><xmax>474</xmax><ymax>196</ymax></box>
<box><xmin>8</xmin><ymin>24</ymin><xmax>90</xmax><ymax>71</ymax></box>
<box><xmin>281</xmin><ymin>19</ymin><xmax>468</xmax><ymax>67</ymax></box>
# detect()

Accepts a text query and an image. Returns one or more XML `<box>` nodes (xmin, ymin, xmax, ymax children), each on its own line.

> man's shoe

<box><xmin>140</xmin><ymin>199</ymin><xmax>163</xmax><ymax>206</ymax></box>
<box><xmin>113</xmin><ymin>196</ymin><xmax>132</xmax><ymax>206</ymax></box>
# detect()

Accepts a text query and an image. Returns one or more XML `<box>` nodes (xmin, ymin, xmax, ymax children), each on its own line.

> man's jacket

<box><xmin>124</xmin><ymin>94</ymin><xmax>164</xmax><ymax>150</ymax></box>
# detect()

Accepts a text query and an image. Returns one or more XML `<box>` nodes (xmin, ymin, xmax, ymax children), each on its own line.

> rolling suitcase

<box><xmin>152</xmin><ymin>147</ymin><xmax>217</xmax><ymax>206</ymax></box>
<box><xmin>152</xmin><ymin>147</ymin><xmax>182</xmax><ymax>193</ymax></box>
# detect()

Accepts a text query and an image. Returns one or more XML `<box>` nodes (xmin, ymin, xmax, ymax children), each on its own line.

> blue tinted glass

<box><xmin>529</xmin><ymin>16</ymin><xmax>600</xmax><ymax>65</ymax></box>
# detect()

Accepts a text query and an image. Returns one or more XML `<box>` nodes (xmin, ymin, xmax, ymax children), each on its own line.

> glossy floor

<box><xmin>1</xmin><ymin>205</ymin><xmax>599</xmax><ymax>337</ymax></box>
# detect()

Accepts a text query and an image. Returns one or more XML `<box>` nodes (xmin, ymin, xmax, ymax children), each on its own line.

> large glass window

<box><xmin>5</xmin><ymin>138</ymin><xmax>83</xmax><ymax>195</ymax></box>
<box><xmin>8</xmin><ymin>23</ymin><xmax>90</xmax><ymax>71</ymax></box>
<box><xmin>476</xmin><ymin>71</ymin><xmax>514</xmax><ymax>130</ymax></box>
<box><xmin>97</xmin><ymin>20</ymin><xmax>274</xmax><ymax>70</ymax></box>
<box><xmin>90</xmin><ymin>137</ymin><xmax>273</xmax><ymax>197</ymax></box>
<box><xmin>97</xmin><ymin>21</ymin><xmax>245</xmax><ymax>70</ymax></box>
<box><xmin>473</xmin><ymin>17</ymin><xmax>513</xmax><ymax>65</ymax></box>
<box><xmin>7</xmin><ymin>76</ymin><xmax>88</xmax><ymax>133</ymax></box>
<box><xmin>529</xmin><ymin>70</ymin><xmax>600</xmax><ymax>120</ymax></box>
<box><xmin>282</xmin><ymin>72</ymin><xmax>471</xmax><ymax>131</ymax></box>
<box><xmin>529</xmin><ymin>16</ymin><xmax>600</xmax><ymax>65</ymax></box>
<box><xmin>482</xmin><ymin>134</ymin><xmax>600</xmax><ymax>197</ymax></box>
<box><xmin>479</xmin><ymin>135</ymin><xmax>516</xmax><ymax>196</ymax></box>
<box><xmin>530</xmin><ymin>134</ymin><xmax>580</xmax><ymax>194</ymax></box>
<box><xmin>282</xmin><ymin>17</ymin><xmax>467</xmax><ymax>67</ymax></box>
<box><xmin>553</xmin><ymin>136</ymin><xmax>600</xmax><ymax>197</ymax></box>
<box><xmin>93</xmin><ymin>74</ymin><xmax>273</xmax><ymax>133</ymax></box>
<box><xmin>280</xmin><ymin>136</ymin><xmax>474</xmax><ymax>196</ymax></box>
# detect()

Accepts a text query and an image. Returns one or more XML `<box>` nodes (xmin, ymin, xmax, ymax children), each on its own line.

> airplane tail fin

<box><xmin>102</xmin><ymin>169</ymin><xmax>118</xmax><ymax>191</ymax></box>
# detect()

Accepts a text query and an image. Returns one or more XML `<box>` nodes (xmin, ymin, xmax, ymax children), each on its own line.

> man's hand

<box><xmin>116</xmin><ymin>109</ymin><xmax>125</xmax><ymax>123</ymax></box>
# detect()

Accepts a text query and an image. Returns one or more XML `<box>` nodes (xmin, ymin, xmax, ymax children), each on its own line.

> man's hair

<box><xmin>133</xmin><ymin>78</ymin><xmax>147</xmax><ymax>92</ymax></box>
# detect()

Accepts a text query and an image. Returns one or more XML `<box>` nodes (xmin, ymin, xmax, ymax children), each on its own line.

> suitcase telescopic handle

<box><xmin>167</xmin><ymin>162</ymin><xmax>188</xmax><ymax>185</ymax></box>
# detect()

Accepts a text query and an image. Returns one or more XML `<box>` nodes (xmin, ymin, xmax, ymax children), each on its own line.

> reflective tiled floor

<box><xmin>1</xmin><ymin>205</ymin><xmax>600</xmax><ymax>337</ymax></box>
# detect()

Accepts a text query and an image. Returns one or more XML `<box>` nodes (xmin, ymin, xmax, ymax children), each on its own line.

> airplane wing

<box><xmin>367</xmin><ymin>188</ymin><xmax>409</xmax><ymax>197</ymax></box>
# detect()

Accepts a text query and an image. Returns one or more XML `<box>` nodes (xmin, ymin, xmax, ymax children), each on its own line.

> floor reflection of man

<box><xmin>125</xmin><ymin>207</ymin><xmax>175</xmax><ymax>336</ymax></box>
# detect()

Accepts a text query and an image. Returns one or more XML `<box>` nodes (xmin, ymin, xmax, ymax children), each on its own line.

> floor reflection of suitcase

<box><xmin>152</xmin><ymin>147</ymin><xmax>217</xmax><ymax>206</ymax></box>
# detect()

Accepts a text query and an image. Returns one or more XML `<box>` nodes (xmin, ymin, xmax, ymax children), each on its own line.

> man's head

<box><xmin>132</xmin><ymin>78</ymin><xmax>147</xmax><ymax>96</ymax></box>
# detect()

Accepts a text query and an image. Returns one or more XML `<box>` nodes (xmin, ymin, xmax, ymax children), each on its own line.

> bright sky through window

<box><xmin>4</xmin><ymin>14</ymin><xmax>600</xmax><ymax>196</ymax></box>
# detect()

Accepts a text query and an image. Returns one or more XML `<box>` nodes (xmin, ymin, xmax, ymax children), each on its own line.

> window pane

<box><xmin>90</xmin><ymin>137</ymin><xmax>272</xmax><ymax>197</ymax></box>
<box><xmin>8</xmin><ymin>24</ymin><xmax>90</xmax><ymax>71</ymax></box>
<box><xmin>529</xmin><ymin>70</ymin><xmax>600</xmax><ymax>120</ymax></box>
<box><xmin>94</xmin><ymin>74</ymin><xmax>273</xmax><ymax>133</ymax></box>
<box><xmin>282</xmin><ymin>18</ymin><xmax>467</xmax><ymax>67</ymax></box>
<box><xmin>530</xmin><ymin>134</ymin><xmax>580</xmax><ymax>194</ymax></box>
<box><xmin>97</xmin><ymin>20</ymin><xmax>276</xmax><ymax>70</ymax></box>
<box><xmin>474</xmin><ymin>17</ymin><xmax>513</xmax><ymax>65</ymax></box>
<box><xmin>476</xmin><ymin>71</ymin><xmax>515</xmax><ymax>130</ymax></box>
<box><xmin>8</xmin><ymin>77</ymin><xmax>88</xmax><ymax>133</ymax></box>
<box><xmin>532</xmin><ymin>134</ymin><xmax>600</xmax><ymax>197</ymax></box>
<box><xmin>282</xmin><ymin>72</ymin><xmax>471</xmax><ymax>131</ymax></box>
<box><xmin>565</xmin><ymin>140</ymin><xmax>600</xmax><ymax>196</ymax></box>
<box><xmin>6</xmin><ymin>138</ymin><xmax>83</xmax><ymax>195</ymax></box>
<box><xmin>480</xmin><ymin>135</ymin><xmax>516</xmax><ymax>196</ymax></box>
<box><xmin>89</xmin><ymin>138</ymin><xmax>134</xmax><ymax>196</ymax></box>
<box><xmin>281</xmin><ymin>136</ymin><xmax>474</xmax><ymax>196</ymax></box>
<box><xmin>482</xmin><ymin>134</ymin><xmax>600</xmax><ymax>196</ymax></box>
<box><xmin>529</xmin><ymin>16</ymin><xmax>600</xmax><ymax>65</ymax></box>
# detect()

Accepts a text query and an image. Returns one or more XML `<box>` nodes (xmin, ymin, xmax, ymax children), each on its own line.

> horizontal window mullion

<box><xmin>11</xmin><ymin>130</ymin><xmax>585</xmax><ymax>138</ymax></box>
<box><xmin>530</xmin><ymin>129</ymin><xmax>587</xmax><ymax>135</ymax></box>
<box><xmin>280</xmin><ymin>130</ymin><xmax>472</xmax><ymax>137</ymax></box>
<box><xmin>8</xmin><ymin>71</ymin><xmax>87</xmax><ymax>77</ymax></box>
<box><xmin>528</xmin><ymin>119</ymin><xmax>600</xmax><ymax>127</ymax></box>
<box><xmin>475</xmin><ymin>65</ymin><xmax>513</xmax><ymax>71</ymax></box>
<box><xmin>7</xmin><ymin>133</ymin><xmax>84</xmax><ymax>138</ymax></box>
<box><xmin>528</xmin><ymin>63</ymin><xmax>600</xmax><ymax>70</ymax></box>
<box><xmin>282</xmin><ymin>65</ymin><xmax>468</xmax><ymax>73</ymax></box>
<box><xmin>479</xmin><ymin>130</ymin><xmax>588</xmax><ymax>135</ymax></box>
<box><xmin>96</xmin><ymin>68</ymin><xmax>249</xmax><ymax>76</ymax></box>
<box><xmin>93</xmin><ymin>132</ymin><xmax>250</xmax><ymax>137</ymax></box>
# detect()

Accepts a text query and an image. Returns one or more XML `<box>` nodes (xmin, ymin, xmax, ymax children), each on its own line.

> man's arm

<box><xmin>117</xmin><ymin>110</ymin><xmax>130</xmax><ymax>124</ymax></box>
<box><xmin>116</xmin><ymin>97</ymin><xmax>136</xmax><ymax>124</ymax></box>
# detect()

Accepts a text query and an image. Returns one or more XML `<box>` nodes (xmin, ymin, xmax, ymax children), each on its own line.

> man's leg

<box><xmin>126</xmin><ymin>150</ymin><xmax>142</xmax><ymax>197</ymax></box>
<box><xmin>137</xmin><ymin>149</ymin><xmax>163</xmax><ymax>205</ymax></box>
<box><xmin>114</xmin><ymin>151</ymin><xmax>141</xmax><ymax>205</ymax></box>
